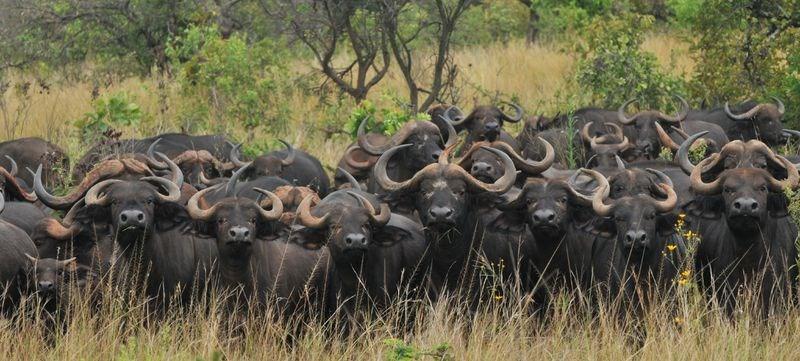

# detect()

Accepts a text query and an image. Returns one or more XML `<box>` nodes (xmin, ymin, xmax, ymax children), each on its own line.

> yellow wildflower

<box><xmin>666</xmin><ymin>244</ymin><xmax>677</xmax><ymax>252</ymax></box>
<box><xmin>678</xmin><ymin>213</ymin><xmax>686</xmax><ymax>219</ymax></box>
<box><xmin>681</xmin><ymin>270</ymin><xmax>691</xmax><ymax>278</ymax></box>
<box><xmin>684</xmin><ymin>231</ymin><xmax>695</xmax><ymax>239</ymax></box>
<box><xmin>494</xmin><ymin>293</ymin><xmax>503</xmax><ymax>301</ymax></box>
<box><xmin>673</xmin><ymin>317</ymin><xmax>684</xmax><ymax>325</ymax></box>
<box><xmin>678</xmin><ymin>278</ymin><xmax>689</xmax><ymax>286</ymax></box>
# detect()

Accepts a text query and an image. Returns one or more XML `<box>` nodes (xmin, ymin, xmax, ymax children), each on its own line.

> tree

<box><xmin>0</xmin><ymin>0</ymin><xmax>251</xmax><ymax>76</ymax></box>
<box><xmin>270</xmin><ymin>0</ymin><xmax>474</xmax><ymax>112</ymax></box>
<box><xmin>688</xmin><ymin>0</ymin><xmax>800</xmax><ymax>105</ymax></box>
<box><xmin>268</xmin><ymin>0</ymin><xmax>391</xmax><ymax>104</ymax></box>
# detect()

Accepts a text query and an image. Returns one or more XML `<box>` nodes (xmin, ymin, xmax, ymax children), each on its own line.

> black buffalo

<box><xmin>229</xmin><ymin>140</ymin><xmax>330</xmax><ymax>196</ymax></box>
<box><xmin>0</xmin><ymin>137</ymin><xmax>68</xmax><ymax>189</ymax></box>
<box><xmin>686</xmin><ymin>98</ymin><xmax>786</xmax><ymax>146</ymax></box>
<box><xmin>292</xmin><ymin>190</ymin><xmax>427</xmax><ymax>314</ymax></box>
<box><xmin>440</xmin><ymin>103</ymin><xmax>524</xmax><ymax>151</ymax></box>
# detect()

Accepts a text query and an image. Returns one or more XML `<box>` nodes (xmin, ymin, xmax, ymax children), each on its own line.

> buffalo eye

<box><xmin>146</xmin><ymin>197</ymin><xmax>155</xmax><ymax>205</ymax></box>
<box><xmin>759</xmin><ymin>185</ymin><xmax>768</xmax><ymax>192</ymax></box>
<box><xmin>250</xmin><ymin>217</ymin><xmax>257</xmax><ymax>224</ymax></box>
<box><xmin>646</xmin><ymin>212</ymin><xmax>656</xmax><ymax>220</ymax></box>
<box><xmin>454</xmin><ymin>189</ymin><xmax>465</xmax><ymax>197</ymax></box>
<box><xmin>558</xmin><ymin>196</ymin><xmax>568</xmax><ymax>203</ymax></box>
<box><xmin>724</xmin><ymin>186</ymin><xmax>734</xmax><ymax>194</ymax></box>
<box><xmin>217</xmin><ymin>218</ymin><xmax>226</xmax><ymax>225</ymax></box>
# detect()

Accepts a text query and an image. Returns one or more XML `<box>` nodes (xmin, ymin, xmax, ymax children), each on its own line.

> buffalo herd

<box><xmin>1</xmin><ymin>97</ymin><xmax>799</xmax><ymax>320</ymax></box>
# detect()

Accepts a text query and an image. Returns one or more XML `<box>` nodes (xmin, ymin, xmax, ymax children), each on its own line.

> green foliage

<box><xmin>687</xmin><ymin>0</ymin><xmax>799</xmax><ymax>121</ymax></box>
<box><xmin>345</xmin><ymin>100</ymin><xmax>431</xmax><ymax>139</ymax></box>
<box><xmin>453</xmin><ymin>0</ymin><xmax>528</xmax><ymax>45</ymax></box>
<box><xmin>782</xmin><ymin>37</ymin><xmax>800</xmax><ymax>129</ymax></box>
<box><xmin>528</xmin><ymin>0</ymin><xmax>618</xmax><ymax>40</ymax></box>
<box><xmin>575</xmin><ymin>14</ymin><xmax>686</xmax><ymax>109</ymax></box>
<box><xmin>167</xmin><ymin>25</ymin><xmax>290</xmax><ymax>136</ymax></box>
<box><xmin>74</xmin><ymin>92</ymin><xmax>142</xmax><ymax>144</ymax></box>
<box><xmin>666</xmin><ymin>0</ymin><xmax>703</xmax><ymax>26</ymax></box>
<box><xmin>383</xmin><ymin>338</ymin><xmax>454</xmax><ymax>361</ymax></box>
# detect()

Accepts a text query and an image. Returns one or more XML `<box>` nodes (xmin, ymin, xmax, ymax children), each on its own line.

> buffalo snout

<box><xmin>119</xmin><ymin>209</ymin><xmax>146</xmax><ymax>228</ymax></box>
<box><xmin>532</xmin><ymin>209</ymin><xmax>556</xmax><ymax>225</ymax></box>
<box><xmin>343</xmin><ymin>233</ymin><xmax>368</xmax><ymax>251</ymax></box>
<box><xmin>732</xmin><ymin>197</ymin><xmax>760</xmax><ymax>215</ymax></box>
<box><xmin>623</xmin><ymin>230</ymin><xmax>648</xmax><ymax>249</ymax></box>
<box><xmin>428</xmin><ymin>206</ymin><xmax>454</xmax><ymax>223</ymax></box>
<box><xmin>37</xmin><ymin>280</ymin><xmax>55</xmax><ymax>293</ymax></box>
<box><xmin>227</xmin><ymin>226</ymin><xmax>252</xmax><ymax>243</ymax></box>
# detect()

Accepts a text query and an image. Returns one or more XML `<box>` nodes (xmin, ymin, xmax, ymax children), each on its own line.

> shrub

<box><xmin>167</xmin><ymin>25</ymin><xmax>290</xmax><ymax>138</ymax></box>
<box><xmin>74</xmin><ymin>92</ymin><xmax>142</xmax><ymax>145</ymax></box>
<box><xmin>344</xmin><ymin>100</ymin><xmax>431</xmax><ymax>139</ymax></box>
<box><xmin>575</xmin><ymin>13</ymin><xmax>686</xmax><ymax>109</ymax></box>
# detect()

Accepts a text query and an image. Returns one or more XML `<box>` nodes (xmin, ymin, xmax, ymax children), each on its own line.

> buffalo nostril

<box><xmin>751</xmin><ymin>202</ymin><xmax>758</xmax><ymax>210</ymax></box>
<box><xmin>121</xmin><ymin>214</ymin><xmax>128</xmax><ymax>222</ymax></box>
<box><xmin>486</xmin><ymin>166</ymin><xmax>493</xmax><ymax>172</ymax></box>
<box><xmin>734</xmin><ymin>201</ymin><xmax>741</xmax><ymax>209</ymax></box>
<box><xmin>229</xmin><ymin>229</ymin><xmax>237</xmax><ymax>237</ymax></box>
<box><xmin>547</xmin><ymin>213</ymin><xmax>555</xmax><ymax>221</ymax></box>
<box><xmin>137</xmin><ymin>214</ymin><xmax>144</xmax><ymax>221</ymax></box>
<box><xmin>243</xmin><ymin>230</ymin><xmax>250</xmax><ymax>237</ymax></box>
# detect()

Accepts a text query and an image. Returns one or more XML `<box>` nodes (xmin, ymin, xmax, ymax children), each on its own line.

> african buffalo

<box><xmin>229</xmin><ymin>140</ymin><xmax>330</xmax><ymax>196</ymax></box>
<box><xmin>76</xmin><ymin>172</ymin><xmax>217</xmax><ymax>302</ymax></box>
<box><xmin>373</xmin><ymin>144</ymin><xmax>516</xmax><ymax>301</ymax></box>
<box><xmin>74</xmin><ymin>133</ymin><xmax>235</xmax><ymax>183</ymax></box>
<box><xmin>292</xmin><ymin>190</ymin><xmax>427</xmax><ymax>314</ymax></box>
<box><xmin>0</xmin><ymin>191</ymin><xmax>38</xmax><ymax>308</ymax></box>
<box><xmin>186</xmin><ymin>182</ymin><xmax>327</xmax><ymax>309</ymax></box>
<box><xmin>0</xmin><ymin>137</ymin><xmax>68</xmax><ymax>188</ymax></box>
<box><xmin>686</xmin><ymin>98</ymin><xmax>786</xmax><ymax>146</ymax></box>
<box><xmin>440</xmin><ymin>103</ymin><xmax>524</xmax><ymax>151</ymax></box>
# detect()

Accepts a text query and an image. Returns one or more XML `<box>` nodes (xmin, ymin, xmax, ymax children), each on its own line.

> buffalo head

<box><xmin>374</xmin><ymin>144</ymin><xmax>516</xmax><ymax>233</ymax></box>
<box><xmin>617</xmin><ymin>96</ymin><xmax>690</xmax><ymax>160</ymax></box>
<box><xmin>441</xmin><ymin>103</ymin><xmax>523</xmax><ymax>142</ymax></box>
<box><xmin>355</xmin><ymin>119</ymin><xmax>457</xmax><ymax>173</ymax></box>
<box><xmin>724</xmin><ymin>97</ymin><xmax>785</xmax><ymax>146</ymax></box>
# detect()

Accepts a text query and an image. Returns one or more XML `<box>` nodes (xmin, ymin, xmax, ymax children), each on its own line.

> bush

<box><xmin>687</xmin><ymin>0</ymin><xmax>798</xmax><ymax>120</ymax></box>
<box><xmin>575</xmin><ymin>13</ymin><xmax>686</xmax><ymax>109</ymax></box>
<box><xmin>344</xmin><ymin>100</ymin><xmax>431</xmax><ymax>139</ymax></box>
<box><xmin>167</xmin><ymin>25</ymin><xmax>290</xmax><ymax>138</ymax></box>
<box><xmin>74</xmin><ymin>92</ymin><xmax>142</xmax><ymax>145</ymax></box>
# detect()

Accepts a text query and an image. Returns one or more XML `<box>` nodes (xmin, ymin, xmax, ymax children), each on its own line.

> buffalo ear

<box><xmin>683</xmin><ymin>195</ymin><xmax>722</xmax><ymax>220</ymax></box>
<box><xmin>373</xmin><ymin>213</ymin><xmax>425</xmax><ymax>247</ymax></box>
<box><xmin>155</xmin><ymin>202</ymin><xmax>189</xmax><ymax>231</ymax></box>
<box><xmin>75</xmin><ymin>204</ymin><xmax>109</xmax><ymax>225</ymax></box>
<box><xmin>288</xmin><ymin>226</ymin><xmax>326</xmax><ymax>250</ymax></box>
<box><xmin>767</xmin><ymin>193</ymin><xmax>790</xmax><ymax>218</ymax></box>
<box><xmin>656</xmin><ymin>214</ymin><xmax>677</xmax><ymax>237</ymax></box>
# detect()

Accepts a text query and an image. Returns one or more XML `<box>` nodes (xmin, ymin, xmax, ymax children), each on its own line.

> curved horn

<box><xmin>186</xmin><ymin>185</ymin><xmax>223</xmax><ymax>221</ymax></box>
<box><xmin>457</xmin><ymin>146</ymin><xmax>517</xmax><ymax>194</ymax></box>
<box><xmin>566</xmin><ymin>169</ymin><xmax>595</xmax><ymax>206</ymax></box>
<box><xmin>493</xmin><ymin>139</ymin><xmax>554</xmax><ymax>175</ymax></box>
<box><xmin>228</xmin><ymin>142</ymin><xmax>248</xmax><ymax>168</ymax></box>
<box><xmin>1</xmin><ymin>165</ymin><xmax>36</xmax><ymax>202</ymax></box>
<box><xmin>142</xmin><ymin>176</ymin><xmax>181</xmax><ymax>203</ymax></box>
<box><xmin>34</xmin><ymin>160</ymin><xmax>125</xmax><ymax>210</ymax></box>
<box><xmin>198</xmin><ymin>168</ymin><xmax>216</xmax><ymax>186</ymax></box>
<box><xmin>646</xmin><ymin>168</ymin><xmax>674</xmax><ymax>188</ymax></box>
<box><xmin>358</xmin><ymin>119</ymin><xmax>422</xmax><ymax>156</ymax></box>
<box><xmin>580</xmin><ymin>121</ymin><xmax>595</xmax><ymax>144</ymax></box>
<box><xmin>674</xmin><ymin>131</ymin><xmax>709</xmax><ymax>174</ymax></box>
<box><xmin>443</xmin><ymin>105</ymin><xmax>467</xmax><ymax>126</ymax></box>
<box><xmin>343</xmin><ymin>145</ymin><xmax>373</xmax><ymax>170</ymax></box>
<box><xmin>655</xmin><ymin>122</ymin><xmax>681</xmax><ymax>151</ymax></box>
<box><xmin>773</xmin><ymin>96</ymin><xmax>785</xmax><ymax>116</ymax></box>
<box><xmin>442</xmin><ymin>117</ymin><xmax>459</xmax><ymax>148</ymax></box>
<box><xmin>154</xmin><ymin>151</ymin><xmax>183</xmax><ymax>187</ymax></box>
<box><xmin>337</xmin><ymin>167</ymin><xmax>362</xmax><ymax>191</ymax></box>
<box><xmin>655</xmin><ymin>95</ymin><xmax>690</xmax><ymax>123</ymax></box>
<box><xmin>146</xmin><ymin>138</ymin><xmax>167</xmax><ymax>169</ymax></box>
<box><xmin>253</xmin><ymin>188</ymin><xmax>284</xmax><ymax>221</ymax></box>
<box><xmin>652</xmin><ymin>183</ymin><xmax>678</xmax><ymax>213</ymax></box>
<box><xmin>43</xmin><ymin>199</ymin><xmax>84</xmax><ymax>240</ymax></box>
<box><xmin>725</xmin><ymin>101</ymin><xmax>764</xmax><ymax>120</ymax></box>
<box><xmin>373</xmin><ymin>144</ymin><xmax>433</xmax><ymax>192</ymax></box>
<box><xmin>277</xmin><ymin>140</ymin><xmax>295</xmax><ymax>166</ymax></box>
<box><xmin>499</xmin><ymin>102</ymin><xmax>524</xmax><ymax>123</ymax></box>
<box><xmin>85</xmin><ymin>179</ymin><xmax>122</xmax><ymax>207</ymax></box>
<box><xmin>226</xmin><ymin>162</ymin><xmax>251</xmax><ymax>198</ymax></box>
<box><xmin>296</xmin><ymin>195</ymin><xmax>329</xmax><ymax>229</ymax></box>
<box><xmin>348</xmin><ymin>191</ymin><xmax>391</xmax><ymax>226</ymax></box>
<box><xmin>589</xmin><ymin>170</ymin><xmax>614</xmax><ymax>217</ymax></box>
<box><xmin>4</xmin><ymin>156</ymin><xmax>17</xmax><ymax>177</ymax></box>
<box><xmin>615</xmin><ymin>155</ymin><xmax>626</xmax><ymax>170</ymax></box>
<box><xmin>617</xmin><ymin>98</ymin><xmax>639</xmax><ymax>124</ymax></box>
<box><xmin>689</xmin><ymin>155</ymin><xmax>723</xmax><ymax>195</ymax></box>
